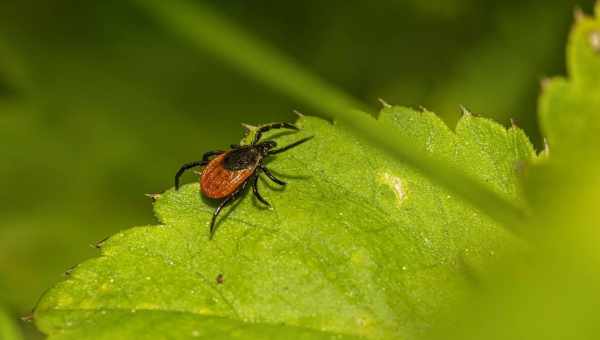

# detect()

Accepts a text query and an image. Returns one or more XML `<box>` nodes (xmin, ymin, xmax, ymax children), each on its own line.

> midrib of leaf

<box><xmin>130</xmin><ymin>0</ymin><xmax>527</xmax><ymax>232</ymax></box>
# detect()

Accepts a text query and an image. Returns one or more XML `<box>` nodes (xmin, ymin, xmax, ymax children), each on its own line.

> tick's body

<box><xmin>200</xmin><ymin>152</ymin><xmax>257</xmax><ymax>199</ymax></box>
<box><xmin>174</xmin><ymin>122</ymin><xmax>311</xmax><ymax>239</ymax></box>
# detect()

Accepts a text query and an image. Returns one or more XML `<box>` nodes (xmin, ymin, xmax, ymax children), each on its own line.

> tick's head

<box><xmin>257</xmin><ymin>140</ymin><xmax>277</xmax><ymax>154</ymax></box>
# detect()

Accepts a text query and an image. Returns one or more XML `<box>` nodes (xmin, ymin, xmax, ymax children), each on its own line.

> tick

<box><xmin>174</xmin><ymin>122</ymin><xmax>311</xmax><ymax>239</ymax></box>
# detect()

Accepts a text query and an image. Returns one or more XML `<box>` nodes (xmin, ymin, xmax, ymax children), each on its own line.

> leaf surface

<box><xmin>35</xmin><ymin>111</ymin><xmax>534</xmax><ymax>339</ymax></box>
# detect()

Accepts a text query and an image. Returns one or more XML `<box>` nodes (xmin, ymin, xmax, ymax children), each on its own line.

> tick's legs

<box><xmin>210</xmin><ymin>198</ymin><xmax>230</xmax><ymax>239</ymax></box>
<box><xmin>253</xmin><ymin>122</ymin><xmax>299</xmax><ymax>145</ymax></box>
<box><xmin>209</xmin><ymin>181</ymin><xmax>248</xmax><ymax>239</ymax></box>
<box><xmin>268</xmin><ymin>136</ymin><xmax>313</xmax><ymax>155</ymax></box>
<box><xmin>260</xmin><ymin>165</ymin><xmax>286</xmax><ymax>185</ymax></box>
<box><xmin>175</xmin><ymin>161</ymin><xmax>205</xmax><ymax>190</ymax></box>
<box><xmin>252</xmin><ymin>174</ymin><xmax>271</xmax><ymax>207</ymax></box>
<box><xmin>174</xmin><ymin>150</ymin><xmax>224</xmax><ymax>190</ymax></box>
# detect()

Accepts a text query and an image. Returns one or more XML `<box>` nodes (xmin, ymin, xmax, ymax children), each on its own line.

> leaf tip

<box><xmin>459</xmin><ymin>105</ymin><xmax>473</xmax><ymax>117</ymax></box>
<box><xmin>21</xmin><ymin>313</ymin><xmax>34</xmax><ymax>323</ymax></box>
<box><xmin>542</xmin><ymin>138</ymin><xmax>551</xmax><ymax>156</ymax></box>
<box><xmin>292</xmin><ymin>110</ymin><xmax>311</xmax><ymax>127</ymax></box>
<box><xmin>540</xmin><ymin>77</ymin><xmax>553</xmax><ymax>92</ymax></box>
<box><xmin>510</xmin><ymin>118</ymin><xmax>519</xmax><ymax>129</ymax></box>
<box><xmin>574</xmin><ymin>6</ymin><xmax>587</xmax><ymax>23</ymax></box>
<box><xmin>63</xmin><ymin>264</ymin><xmax>77</xmax><ymax>276</ymax></box>
<box><xmin>241</xmin><ymin>123</ymin><xmax>257</xmax><ymax>131</ymax></box>
<box><xmin>144</xmin><ymin>193</ymin><xmax>162</xmax><ymax>202</ymax></box>
<box><xmin>92</xmin><ymin>235</ymin><xmax>110</xmax><ymax>249</ymax></box>
<box><xmin>377</xmin><ymin>98</ymin><xmax>392</xmax><ymax>108</ymax></box>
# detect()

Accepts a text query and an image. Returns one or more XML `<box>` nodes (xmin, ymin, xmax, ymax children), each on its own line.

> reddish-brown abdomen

<box><xmin>200</xmin><ymin>153</ymin><xmax>254</xmax><ymax>199</ymax></box>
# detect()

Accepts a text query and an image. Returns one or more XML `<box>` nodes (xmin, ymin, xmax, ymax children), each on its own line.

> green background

<box><xmin>0</xmin><ymin>0</ymin><xmax>593</xmax><ymax>338</ymax></box>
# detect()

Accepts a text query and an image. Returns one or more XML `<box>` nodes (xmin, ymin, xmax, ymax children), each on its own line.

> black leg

<box><xmin>210</xmin><ymin>198</ymin><xmax>230</xmax><ymax>239</ymax></box>
<box><xmin>174</xmin><ymin>150</ymin><xmax>225</xmax><ymax>190</ymax></box>
<box><xmin>253</xmin><ymin>122</ymin><xmax>299</xmax><ymax>144</ymax></box>
<box><xmin>260</xmin><ymin>165</ymin><xmax>286</xmax><ymax>185</ymax></box>
<box><xmin>175</xmin><ymin>161</ymin><xmax>205</xmax><ymax>190</ymax></box>
<box><xmin>209</xmin><ymin>181</ymin><xmax>248</xmax><ymax>239</ymax></box>
<box><xmin>252</xmin><ymin>175</ymin><xmax>271</xmax><ymax>206</ymax></box>
<box><xmin>230</xmin><ymin>144</ymin><xmax>241</xmax><ymax>149</ymax></box>
<box><xmin>268</xmin><ymin>136</ymin><xmax>313</xmax><ymax>155</ymax></box>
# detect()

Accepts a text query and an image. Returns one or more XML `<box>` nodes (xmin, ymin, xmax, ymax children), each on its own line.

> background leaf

<box><xmin>35</xmin><ymin>111</ymin><xmax>533</xmax><ymax>339</ymax></box>
<box><xmin>427</xmin><ymin>4</ymin><xmax>600</xmax><ymax>340</ymax></box>
<box><xmin>0</xmin><ymin>306</ymin><xmax>23</xmax><ymax>340</ymax></box>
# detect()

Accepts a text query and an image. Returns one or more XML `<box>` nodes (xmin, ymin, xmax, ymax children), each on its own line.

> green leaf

<box><xmin>538</xmin><ymin>5</ymin><xmax>600</xmax><ymax>162</ymax></box>
<box><xmin>0</xmin><ymin>307</ymin><xmax>23</xmax><ymax>340</ymax></box>
<box><xmin>34</xmin><ymin>110</ymin><xmax>534</xmax><ymax>339</ymax></box>
<box><xmin>526</xmin><ymin>2</ymin><xmax>600</xmax><ymax>233</ymax></box>
<box><xmin>132</xmin><ymin>0</ymin><xmax>527</xmax><ymax>235</ymax></box>
<box><xmin>427</xmin><ymin>5</ymin><xmax>600</xmax><ymax>340</ymax></box>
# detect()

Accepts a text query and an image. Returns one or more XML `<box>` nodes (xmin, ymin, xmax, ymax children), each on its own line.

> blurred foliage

<box><xmin>0</xmin><ymin>0</ymin><xmax>595</xmax><ymax>338</ymax></box>
<box><xmin>429</xmin><ymin>3</ymin><xmax>600</xmax><ymax>339</ymax></box>
<box><xmin>0</xmin><ymin>306</ymin><xmax>23</xmax><ymax>340</ymax></box>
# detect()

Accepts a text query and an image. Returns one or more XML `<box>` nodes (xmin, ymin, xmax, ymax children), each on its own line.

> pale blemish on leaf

<box><xmin>379</xmin><ymin>172</ymin><xmax>407</xmax><ymax>206</ymax></box>
<box><xmin>589</xmin><ymin>30</ymin><xmax>600</xmax><ymax>53</ymax></box>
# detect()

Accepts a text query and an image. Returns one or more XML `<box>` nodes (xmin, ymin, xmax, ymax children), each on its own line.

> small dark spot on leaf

<box><xmin>216</xmin><ymin>273</ymin><xmax>224</xmax><ymax>284</ymax></box>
